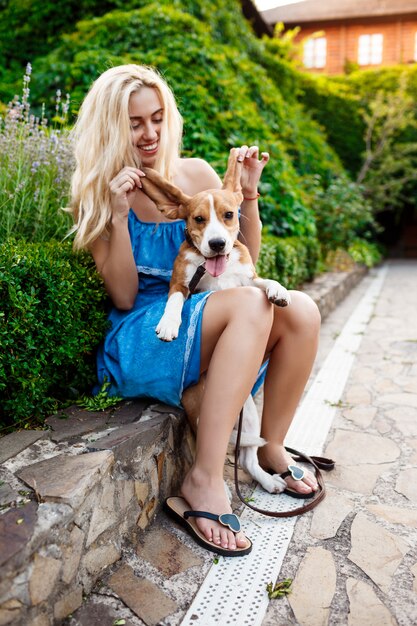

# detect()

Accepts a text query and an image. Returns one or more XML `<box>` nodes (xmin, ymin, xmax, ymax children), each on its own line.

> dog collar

<box><xmin>188</xmin><ymin>264</ymin><xmax>206</xmax><ymax>295</ymax></box>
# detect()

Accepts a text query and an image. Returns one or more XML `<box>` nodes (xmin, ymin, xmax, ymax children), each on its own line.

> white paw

<box><xmin>258</xmin><ymin>472</ymin><xmax>287</xmax><ymax>494</ymax></box>
<box><xmin>155</xmin><ymin>318</ymin><xmax>180</xmax><ymax>341</ymax></box>
<box><xmin>266</xmin><ymin>281</ymin><xmax>291</xmax><ymax>307</ymax></box>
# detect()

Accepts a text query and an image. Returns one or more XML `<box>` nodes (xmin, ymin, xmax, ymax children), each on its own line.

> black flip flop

<box><xmin>164</xmin><ymin>496</ymin><xmax>252</xmax><ymax>557</ymax></box>
<box><xmin>280</xmin><ymin>464</ymin><xmax>317</xmax><ymax>499</ymax></box>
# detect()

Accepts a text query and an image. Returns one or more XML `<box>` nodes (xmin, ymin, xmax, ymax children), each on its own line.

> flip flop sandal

<box><xmin>234</xmin><ymin>409</ymin><xmax>335</xmax><ymax>517</ymax></box>
<box><xmin>280</xmin><ymin>464</ymin><xmax>316</xmax><ymax>499</ymax></box>
<box><xmin>164</xmin><ymin>496</ymin><xmax>252</xmax><ymax>557</ymax></box>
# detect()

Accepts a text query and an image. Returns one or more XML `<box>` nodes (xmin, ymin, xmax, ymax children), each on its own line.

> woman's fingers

<box><xmin>110</xmin><ymin>167</ymin><xmax>144</xmax><ymax>193</ymax></box>
<box><xmin>235</xmin><ymin>145</ymin><xmax>268</xmax><ymax>164</ymax></box>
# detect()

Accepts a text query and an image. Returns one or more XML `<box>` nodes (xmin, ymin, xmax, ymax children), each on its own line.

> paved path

<box><xmin>68</xmin><ymin>260</ymin><xmax>417</xmax><ymax>625</ymax></box>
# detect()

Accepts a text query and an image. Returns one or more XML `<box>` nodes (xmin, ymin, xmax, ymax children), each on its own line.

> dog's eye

<box><xmin>224</xmin><ymin>211</ymin><xmax>234</xmax><ymax>220</ymax></box>
<box><xmin>194</xmin><ymin>216</ymin><xmax>205</xmax><ymax>224</ymax></box>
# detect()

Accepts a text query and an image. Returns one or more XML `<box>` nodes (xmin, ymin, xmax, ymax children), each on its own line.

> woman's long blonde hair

<box><xmin>69</xmin><ymin>64</ymin><xmax>183</xmax><ymax>250</ymax></box>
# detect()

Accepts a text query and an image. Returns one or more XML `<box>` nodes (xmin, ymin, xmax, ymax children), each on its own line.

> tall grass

<box><xmin>0</xmin><ymin>64</ymin><xmax>73</xmax><ymax>243</ymax></box>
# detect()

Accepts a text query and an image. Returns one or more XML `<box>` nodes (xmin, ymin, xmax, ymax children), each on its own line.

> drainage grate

<box><xmin>181</xmin><ymin>265</ymin><xmax>387</xmax><ymax>626</ymax></box>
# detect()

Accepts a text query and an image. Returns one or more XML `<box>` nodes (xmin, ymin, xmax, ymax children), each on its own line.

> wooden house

<box><xmin>261</xmin><ymin>0</ymin><xmax>417</xmax><ymax>74</ymax></box>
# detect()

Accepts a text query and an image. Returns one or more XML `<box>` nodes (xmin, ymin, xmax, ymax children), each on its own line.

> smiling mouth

<box><xmin>138</xmin><ymin>141</ymin><xmax>158</xmax><ymax>152</ymax></box>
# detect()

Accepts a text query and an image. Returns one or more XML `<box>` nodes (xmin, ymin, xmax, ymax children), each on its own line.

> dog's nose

<box><xmin>208</xmin><ymin>238</ymin><xmax>226</xmax><ymax>252</ymax></box>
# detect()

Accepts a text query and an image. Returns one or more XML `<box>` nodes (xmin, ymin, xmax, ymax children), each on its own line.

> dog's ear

<box><xmin>222</xmin><ymin>148</ymin><xmax>243</xmax><ymax>198</ymax></box>
<box><xmin>141</xmin><ymin>168</ymin><xmax>190</xmax><ymax>219</ymax></box>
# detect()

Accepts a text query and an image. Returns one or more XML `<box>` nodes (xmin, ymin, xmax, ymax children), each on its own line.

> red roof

<box><xmin>262</xmin><ymin>0</ymin><xmax>417</xmax><ymax>24</ymax></box>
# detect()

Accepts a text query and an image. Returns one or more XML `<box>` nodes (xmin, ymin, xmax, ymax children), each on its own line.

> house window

<box><xmin>358</xmin><ymin>34</ymin><xmax>383</xmax><ymax>65</ymax></box>
<box><xmin>303</xmin><ymin>37</ymin><xmax>327</xmax><ymax>69</ymax></box>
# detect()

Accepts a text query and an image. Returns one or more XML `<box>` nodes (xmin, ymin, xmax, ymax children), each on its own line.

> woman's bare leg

<box><xmin>258</xmin><ymin>291</ymin><xmax>321</xmax><ymax>494</ymax></box>
<box><xmin>181</xmin><ymin>287</ymin><xmax>273</xmax><ymax>551</ymax></box>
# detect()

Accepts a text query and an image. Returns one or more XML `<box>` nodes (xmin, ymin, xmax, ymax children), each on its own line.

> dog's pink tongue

<box><xmin>204</xmin><ymin>255</ymin><xmax>227</xmax><ymax>277</ymax></box>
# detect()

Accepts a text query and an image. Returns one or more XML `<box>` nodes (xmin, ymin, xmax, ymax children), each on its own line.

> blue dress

<box><xmin>96</xmin><ymin>210</ymin><xmax>266</xmax><ymax>407</ymax></box>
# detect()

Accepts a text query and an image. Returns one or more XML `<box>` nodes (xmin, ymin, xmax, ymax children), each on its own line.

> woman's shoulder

<box><xmin>176</xmin><ymin>157</ymin><xmax>222</xmax><ymax>194</ymax></box>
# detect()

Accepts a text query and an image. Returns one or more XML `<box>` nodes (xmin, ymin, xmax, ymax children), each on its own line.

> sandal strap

<box><xmin>280</xmin><ymin>464</ymin><xmax>305</xmax><ymax>481</ymax></box>
<box><xmin>234</xmin><ymin>410</ymin><xmax>335</xmax><ymax>518</ymax></box>
<box><xmin>184</xmin><ymin>510</ymin><xmax>241</xmax><ymax>533</ymax></box>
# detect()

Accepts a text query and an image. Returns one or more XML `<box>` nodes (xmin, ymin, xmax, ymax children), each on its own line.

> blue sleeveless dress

<box><xmin>96</xmin><ymin>209</ymin><xmax>266</xmax><ymax>407</ymax></box>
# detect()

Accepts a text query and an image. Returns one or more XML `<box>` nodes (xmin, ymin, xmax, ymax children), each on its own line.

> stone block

<box><xmin>137</xmin><ymin>527</ymin><xmax>203</xmax><ymax>577</ymax></box>
<box><xmin>117</xmin><ymin>480</ymin><xmax>135</xmax><ymax>511</ymax></box>
<box><xmin>108</xmin><ymin>563</ymin><xmax>177</xmax><ymax>626</ymax></box>
<box><xmin>53</xmin><ymin>586</ymin><xmax>83</xmax><ymax>621</ymax></box>
<box><xmin>348</xmin><ymin>512</ymin><xmax>409</xmax><ymax>594</ymax></box>
<box><xmin>107</xmin><ymin>399</ymin><xmax>149</xmax><ymax>425</ymax></box>
<box><xmin>46</xmin><ymin>409</ymin><xmax>110</xmax><ymax>443</ymax></box>
<box><xmin>395</xmin><ymin>468</ymin><xmax>417</xmax><ymax>502</ymax></box>
<box><xmin>29</xmin><ymin>554</ymin><xmax>61</xmax><ymax>605</ymax></box>
<box><xmin>86</xmin><ymin>415</ymin><xmax>169</xmax><ymax>465</ymax></box>
<box><xmin>0</xmin><ymin>599</ymin><xmax>22</xmax><ymax>626</ymax></box>
<box><xmin>366</xmin><ymin>503</ymin><xmax>417</xmax><ymax>528</ymax></box>
<box><xmin>134</xmin><ymin>482</ymin><xmax>149</xmax><ymax>507</ymax></box>
<box><xmin>310</xmin><ymin>489</ymin><xmax>354</xmax><ymax>539</ymax></box>
<box><xmin>17</xmin><ymin>451</ymin><xmax>114</xmax><ymax>509</ymax></box>
<box><xmin>27</xmin><ymin>613</ymin><xmax>51</xmax><ymax>626</ymax></box>
<box><xmin>0</xmin><ymin>501</ymin><xmax>38</xmax><ymax>568</ymax></box>
<box><xmin>137</xmin><ymin>498</ymin><xmax>157</xmax><ymax>530</ymax></box>
<box><xmin>86</xmin><ymin>479</ymin><xmax>117</xmax><ymax>546</ymax></box>
<box><xmin>70</xmin><ymin>599</ymin><xmax>135</xmax><ymax>626</ymax></box>
<box><xmin>83</xmin><ymin>544</ymin><xmax>121</xmax><ymax>576</ymax></box>
<box><xmin>0</xmin><ymin>483</ymin><xmax>19</xmax><ymax>507</ymax></box>
<box><xmin>347</xmin><ymin>578</ymin><xmax>396</xmax><ymax>626</ymax></box>
<box><xmin>62</xmin><ymin>525</ymin><xmax>85</xmax><ymax>584</ymax></box>
<box><xmin>325</xmin><ymin>429</ymin><xmax>400</xmax><ymax>466</ymax></box>
<box><xmin>289</xmin><ymin>547</ymin><xmax>336</xmax><ymax>626</ymax></box>
<box><xmin>0</xmin><ymin>431</ymin><xmax>47</xmax><ymax>464</ymax></box>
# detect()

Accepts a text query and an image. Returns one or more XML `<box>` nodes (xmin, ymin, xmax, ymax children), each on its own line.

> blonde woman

<box><xmin>70</xmin><ymin>64</ymin><xmax>321</xmax><ymax>556</ymax></box>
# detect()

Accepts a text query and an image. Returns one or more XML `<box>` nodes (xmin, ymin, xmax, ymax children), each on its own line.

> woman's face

<box><xmin>129</xmin><ymin>87</ymin><xmax>163</xmax><ymax>168</ymax></box>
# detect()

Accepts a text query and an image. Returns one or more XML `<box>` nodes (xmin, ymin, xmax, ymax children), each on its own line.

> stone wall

<box><xmin>0</xmin><ymin>401</ymin><xmax>195</xmax><ymax>625</ymax></box>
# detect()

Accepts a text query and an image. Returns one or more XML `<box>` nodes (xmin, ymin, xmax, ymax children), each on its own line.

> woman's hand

<box><xmin>109</xmin><ymin>166</ymin><xmax>145</xmax><ymax>221</ymax></box>
<box><xmin>236</xmin><ymin>145</ymin><xmax>269</xmax><ymax>198</ymax></box>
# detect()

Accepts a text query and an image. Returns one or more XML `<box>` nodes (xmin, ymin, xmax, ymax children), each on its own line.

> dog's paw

<box><xmin>259</xmin><ymin>472</ymin><xmax>287</xmax><ymax>494</ymax></box>
<box><xmin>155</xmin><ymin>319</ymin><xmax>180</xmax><ymax>341</ymax></box>
<box><xmin>266</xmin><ymin>281</ymin><xmax>291</xmax><ymax>307</ymax></box>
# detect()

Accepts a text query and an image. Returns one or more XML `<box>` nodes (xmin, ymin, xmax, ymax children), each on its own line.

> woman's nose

<box><xmin>142</xmin><ymin>121</ymin><xmax>158</xmax><ymax>141</ymax></box>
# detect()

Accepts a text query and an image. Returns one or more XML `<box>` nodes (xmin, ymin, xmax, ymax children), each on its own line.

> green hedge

<box><xmin>0</xmin><ymin>240</ymin><xmax>108</xmax><ymax>428</ymax></box>
<box><xmin>257</xmin><ymin>233</ymin><xmax>319</xmax><ymax>289</ymax></box>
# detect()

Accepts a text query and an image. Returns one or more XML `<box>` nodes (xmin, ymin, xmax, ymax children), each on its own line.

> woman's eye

<box><xmin>195</xmin><ymin>216</ymin><xmax>205</xmax><ymax>224</ymax></box>
<box><xmin>224</xmin><ymin>211</ymin><xmax>234</xmax><ymax>219</ymax></box>
<box><xmin>153</xmin><ymin>118</ymin><xmax>163</xmax><ymax>124</ymax></box>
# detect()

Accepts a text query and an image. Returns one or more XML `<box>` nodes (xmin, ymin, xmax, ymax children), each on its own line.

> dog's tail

<box><xmin>229</xmin><ymin>431</ymin><xmax>266</xmax><ymax>448</ymax></box>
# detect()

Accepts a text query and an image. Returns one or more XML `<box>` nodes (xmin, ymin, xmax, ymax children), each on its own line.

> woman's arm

<box><xmin>236</xmin><ymin>146</ymin><xmax>269</xmax><ymax>263</ymax></box>
<box><xmin>90</xmin><ymin>167</ymin><xmax>144</xmax><ymax>310</ymax></box>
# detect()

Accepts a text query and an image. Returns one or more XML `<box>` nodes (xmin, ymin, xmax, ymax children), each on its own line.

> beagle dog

<box><xmin>140</xmin><ymin>149</ymin><xmax>290</xmax><ymax>494</ymax></box>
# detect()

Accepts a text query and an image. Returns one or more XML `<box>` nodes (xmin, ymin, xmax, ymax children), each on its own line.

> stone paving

<box><xmin>6</xmin><ymin>260</ymin><xmax>412</xmax><ymax>626</ymax></box>
<box><xmin>263</xmin><ymin>260</ymin><xmax>417</xmax><ymax>626</ymax></box>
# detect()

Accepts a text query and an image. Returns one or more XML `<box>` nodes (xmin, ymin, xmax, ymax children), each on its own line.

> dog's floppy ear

<box><xmin>222</xmin><ymin>148</ymin><xmax>243</xmax><ymax>201</ymax></box>
<box><xmin>141</xmin><ymin>168</ymin><xmax>190</xmax><ymax>220</ymax></box>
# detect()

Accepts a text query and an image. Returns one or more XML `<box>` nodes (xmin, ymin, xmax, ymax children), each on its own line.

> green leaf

<box><xmin>266</xmin><ymin>579</ymin><xmax>292</xmax><ymax>599</ymax></box>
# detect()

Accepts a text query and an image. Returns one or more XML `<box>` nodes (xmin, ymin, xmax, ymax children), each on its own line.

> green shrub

<box><xmin>257</xmin><ymin>234</ymin><xmax>319</xmax><ymax>289</ymax></box>
<box><xmin>297</xmin><ymin>73</ymin><xmax>365</xmax><ymax>176</ymax></box>
<box><xmin>308</xmin><ymin>174</ymin><xmax>378</xmax><ymax>255</ymax></box>
<box><xmin>348</xmin><ymin>239</ymin><xmax>383</xmax><ymax>268</ymax></box>
<box><xmin>0</xmin><ymin>239</ymin><xmax>108</xmax><ymax>428</ymax></box>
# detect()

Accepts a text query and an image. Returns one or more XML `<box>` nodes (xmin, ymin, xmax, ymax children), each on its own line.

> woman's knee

<box><xmin>203</xmin><ymin>287</ymin><xmax>273</xmax><ymax>336</ymax></box>
<box><xmin>230</xmin><ymin>286</ymin><xmax>274</xmax><ymax>329</ymax></box>
<box><xmin>285</xmin><ymin>291</ymin><xmax>321</xmax><ymax>336</ymax></box>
